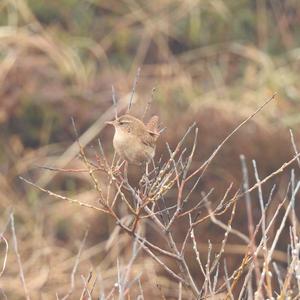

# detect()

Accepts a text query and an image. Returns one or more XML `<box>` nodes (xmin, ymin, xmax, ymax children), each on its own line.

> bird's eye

<box><xmin>119</xmin><ymin>120</ymin><xmax>130</xmax><ymax>126</ymax></box>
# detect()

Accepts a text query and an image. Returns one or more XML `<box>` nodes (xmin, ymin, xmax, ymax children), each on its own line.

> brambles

<box><xmin>11</xmin><ymin>94</ymin><xmax>300</xmax><ymax>298</ymax></box>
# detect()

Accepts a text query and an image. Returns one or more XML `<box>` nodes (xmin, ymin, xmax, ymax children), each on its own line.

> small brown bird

<box><xmin>106</xmin><ymin>114</ymin><xmax>159</xmax><ymax>165</ymax></box>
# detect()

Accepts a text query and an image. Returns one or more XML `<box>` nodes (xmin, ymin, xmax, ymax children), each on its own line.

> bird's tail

<box><xmin>146</xmin><ymin>115</ymin><xmax>159</xmax><ymax>137</ymax></box>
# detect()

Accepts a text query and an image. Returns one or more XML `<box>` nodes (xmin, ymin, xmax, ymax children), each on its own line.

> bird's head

<box><xmin>106</xmin><ymin>114</ymin><xmax>138</xmax><ymax>133</ymax></box>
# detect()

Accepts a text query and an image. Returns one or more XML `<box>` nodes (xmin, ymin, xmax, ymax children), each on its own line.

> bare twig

<box><xmin>186</xmin><ymin>93</ymin><xmax>277</xmax><ymax>182</ymax></box>
<box><xmin>142</xmin><ymin>87</ymin><xmax>156</xmax><ymax>120</ymax></box>
<box><xmin>127</xmin><ymin>67</ymin><xmax>141</xmax><ymax>112</ymax></box>
<box><xmin>253</xmin><ymin>160</ymin><xmax>272</xmax><ymax>298</ymax></box>
<box><xmin>0</xmin><ymin>235</ymin><xmax>8</xmax><ymax>278</ymax></box>
<box><xmin>10</xmin><ymin>213</ymin><xmax>31</xmax><ymax>300</ymax></box>
<box><xmin>36</xmin><ymin>94</ymin><xmax>129</xmax><ymax>187</ymax></box>
<box><xmin>190</xmin><ymin>215</ymin><xmax>205</xmax><ymax>277</ymax></box>
<box><xmin>240</xmin><ymin>155</ymin><xmax>260</xmax><ymax>287</ymax></box>
<box><xmin>112</xmin><ymin>85</ymin><xmax>118</xmax><ymax>119</ymax></box>
<box><xmin>80</xmin><ymin>271</ymin><xmax>93</xmax><ymax>300</ymax></box>
<box><xmin>244</xmin><ymin>152</ymin><xmax>300</xmax><ymax>195</ymax></box>
<box><xmin>62</xmin><ymin>230</ymin><xmax>88</xmax><ymax>300</ymax></box>
<box><xmin>20</xmin><ymin>176</ymin><xmax>109</xmax><ymax>213</ymax></box>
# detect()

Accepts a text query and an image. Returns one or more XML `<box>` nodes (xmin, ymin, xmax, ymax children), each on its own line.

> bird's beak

<box><xmin>105</xmin><ymin>120</ymin><xmax>115</xmax><ymax>126</ymax></box>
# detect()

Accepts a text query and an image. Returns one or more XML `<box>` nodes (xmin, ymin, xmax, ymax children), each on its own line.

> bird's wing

<box><xmin>141</xmin><ymin>133</ymin><xmax>156</xmax><ymax>147</ymax></box>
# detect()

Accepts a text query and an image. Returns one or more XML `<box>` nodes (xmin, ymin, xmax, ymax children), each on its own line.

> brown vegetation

<box><xmin>1</xmin><ymin>0</ymin><xmax>300</xmax><ymax>299</ymax></box>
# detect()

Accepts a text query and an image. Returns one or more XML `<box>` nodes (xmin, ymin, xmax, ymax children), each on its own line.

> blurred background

<box><xmin>1</xmin><ymin>0</ymin><xmax>300</xmax><ymax>298</ymax></box>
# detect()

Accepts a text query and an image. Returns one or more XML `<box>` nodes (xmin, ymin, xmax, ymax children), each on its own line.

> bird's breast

<box><xmin>113</xmin><ymin>129</ymin><xmax>155</xmax><ymax>164</ymax></box>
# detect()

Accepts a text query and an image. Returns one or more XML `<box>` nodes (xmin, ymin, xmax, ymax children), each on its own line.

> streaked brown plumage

<box><xmin>106</xmin><ymin>114</ymin><xmax>159</xmax><ymax>165</ymax></box>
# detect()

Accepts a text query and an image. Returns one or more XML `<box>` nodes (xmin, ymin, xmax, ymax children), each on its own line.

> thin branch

<box><xmin>190</xmin><ymin>214</ymin><xmax>205</xmax><ymax>277</ymax></box>
<box><xmin>112</xmin><ymin>85</ymin><xmax>118</xmax><ymax>119</ymax></box>
<box><xmin>20</xmin><ymin>176</ymin><xmax>109</xmax><ymax>213</ymax></box>
<box><xmin>240</xmin><ymin>155</ymin><xmax>260</xmax><ymax>287</ymax></box>
<box><xmin>71</xmin><ymin>117</ymin><xmax>106</xmax><ymax>205</ymax></box>
<box><xmin>0</xmin><ymin>216</ymin><xmax>9</xmax><ymax>280</ymax></box>
<box><xmin>62</xmin><ymin>230</ymin><xmax>88</xmax><ymax>300</ymax></box>
<box><xmin>142</xmin><ymin>87</ymin><xmax>156</xmax><ymax>120</ymax></box>
<box><xmin>117</xmin><ymin>221</ymin><xmax>180</xmax><ymax>261</ymax></box>
<box><xmin>37</xmin><ymin>165</ymin><xmax>100</xmax><ymax>173</ymax></box>
<box><xmin>253</xmin><ymin>160</ymin><xmax>272</xmax><ymax>297</ymax></box>
<box><xmin>186</xmin><ymin>93</ymin><xmax>277</xmax><ymax>182</ymax></box>
<box><xmin>10</xmin><ymin>213</ymin><xmax>31</xmax><ymax>300</ymax></box>
<box><xmin>80</xmin><ymin>271</ymin><xmax>93</xmax><ymax>300</ymax></box>
<box><xmin>244</xmin><ymin>152</ymin><xmax>300</xmax><ymax>195</ymax></box>
<box><xmin>128</xmin><ymin>67</ymin><xmax>141</xmax><ymax>112</ymax></box>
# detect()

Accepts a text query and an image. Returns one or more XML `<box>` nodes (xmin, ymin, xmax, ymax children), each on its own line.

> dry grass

<box><xmin>2</xmin><ymin>93</ymin><xmax>300</xmax><ymax>299</ymax></box>
<box><xmin>1</xmin><ymin>0</ymin><xmax>300</xmax><ymax>299</ymax></box>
